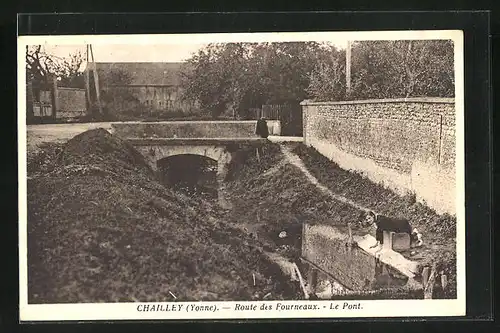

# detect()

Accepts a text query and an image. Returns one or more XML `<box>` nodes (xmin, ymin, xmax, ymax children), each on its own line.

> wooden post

<box><xmin>303</xmin><ymin>104</ymin><xmax>307</xmax><ymax>144</ymax></box>
<box><xmin>422</xmin><ymin>266</ymin><xmax>430</xmax><ymax>286</ymax></box>
<box><xmin>301</xmin><ymin>223</ymin><xmax>306</xmax><ymax>258</ymax></box>
<box><xmin>346</xmin><ymin>40</ymin><xmax>352</xmax><ymax>97</ymax></box>
<box><xmin>424</xmin><ymin>264</ymin><xmax>437</xmax><ymax>299</ymax></box>
<box><xmin>89</xmin><ymin>45</ymin><xmax>103</xmax><ymax>115</ymax></box>
<box><xmin>84</xmin><ymin>45</ymin><xmax>92</xmax><ymax>114</ymax></box>
<box><xmin>27</xmin><ymin>81</ymin><xmax>35</xmax><ymax>119</ymax></box>
<box><xmin>293</xmin><ymin>263</ymin><xmax>309</xmax><ymax>299</ymax></box>
<box><xmin>441</xmin><ymin>274</ymin><xmax>448</xmax><ymax>290</ymax></box>
<box><xmin>307</xmin><ymin>266</ymin><xmax>318</xmax><ymax>294</ymax></box>
<box><xmin>51</xmin><ymin>76</ymin><xmax>58</xmax><ymax>119</ymax></box>
<box><xmin>347</xmin><ymin>222</ymin><xmax>353</xmax><ymax>246</ymax></box>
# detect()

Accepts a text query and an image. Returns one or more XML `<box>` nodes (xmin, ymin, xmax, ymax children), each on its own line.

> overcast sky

<box><xmin>23</xmin><ymin>31</ymin><xmax>458</xmax><ymax>65</ymax></box>
<box><xmin>41</xmin><ymin>41</ymin><xmax>348</xmax><ymax>64</ymax></box>
<box><xmin>42</xmin><ymin>44</ymin><xmax>208</xmax><ymax>63</ymax></box>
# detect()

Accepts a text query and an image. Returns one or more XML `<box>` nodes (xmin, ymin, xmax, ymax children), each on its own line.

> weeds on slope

<box><xmin>26</xmin><ymin>129</ymin><xmax>299</xmax><ymax>303</ymax></box>
<box><xmin>289</xmin><ymin>143</ymin><xmax>457</xmax><ymax>298</ymax></box>
<box><xmin>226</xmin><ymin>144</ymin><xmax>368</xmax><ymax>261</ymax></box>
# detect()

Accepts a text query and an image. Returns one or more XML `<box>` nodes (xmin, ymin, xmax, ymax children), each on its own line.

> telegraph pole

<box><xmin>346</xmin><ymin>40</ymin><xmax>352</xmax><ymax>98</ymax></box>
<box><xmin>89</xmin><ymin>45</ymin><xmax>103</xmax><ymax>115</ymax></box>
<box><xmin>84</xmin><ymin>45</ymin><xmax>92</xmax><ymax>112</ymax></box>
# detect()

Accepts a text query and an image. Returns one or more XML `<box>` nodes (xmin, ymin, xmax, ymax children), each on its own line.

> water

<box><xmin>301</xmin><ymin>224</ymin><xmax>411</xmax><ymax>299</ymax></box>
<box><xmin>155</xmin><ymin>155</ymin><xmax>415</xmax><ymax>300</ymax></box>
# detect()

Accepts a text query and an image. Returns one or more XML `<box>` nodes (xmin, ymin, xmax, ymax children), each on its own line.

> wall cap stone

<box><xmin>57</xmin><ymin>87</ymin><xmax>86</xmax><ymax>92</ymax></box>
<box><xmin>111</xmin><ymin>120</ymin><xmax>260</xmax><ymax>126</ymax></box>
<box><xmin>300</xmin><ymin>97</ymin><xmax>455</xmax><ymax>106</ymax></box>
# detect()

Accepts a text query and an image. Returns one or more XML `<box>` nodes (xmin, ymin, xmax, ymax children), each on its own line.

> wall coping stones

<box><xmin>57</xmin><ymin>87</ymin><xmax>86</xmax><ymax>92</ymax></box>
<box><xmin>300</xmin><ymin>97</ymin><xmax>455</xmax><ymax>106</ymax></box>
<box><xmin>112</xmin><ymin>120</ymin><xmax>261</xmax><ymax>125</ymax></box>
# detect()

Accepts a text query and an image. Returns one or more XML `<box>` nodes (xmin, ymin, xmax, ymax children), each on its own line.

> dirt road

<box><xmin>26</xmin><ymin>122</ymin><xmax>116</xmax><ymax>154</ymax></box>
<box><xmin>25</xmin><ymin>122</ymin><xmax>303</xmax><ymax>155</ymax></box>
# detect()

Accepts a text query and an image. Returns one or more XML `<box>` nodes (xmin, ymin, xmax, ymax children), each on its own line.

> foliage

<box><xmin>180</xmin><ymin>40</ymin><xmax>455</xmax><ymax>112</ymax></box>
<box><xmin>349</xmin><ymin>40</ymin><xmax>455</xmax><ymax>99</ymax></box>
<box><xmin>26</xmin><ymin>45</ymin><xmax>85</xmax><ymax>88</ymax></box>
<box><xmin>180</xmin><ymin>42</ymin><xmax>335</xmax><ymax>119</ymax></box>
<box><xmin>308</xmin><ymin>40</ymin><xmax>454</xmax><ymax>101</ymax></box>
<box><xmin>98</xmin><ymin>68</ymin><xmax>140</xmax><ymax>119</ymax></box>
<box><xmin>306</xmin><ymin>47</ymin><xmax>347</xmax><ymax>101</ymax></box>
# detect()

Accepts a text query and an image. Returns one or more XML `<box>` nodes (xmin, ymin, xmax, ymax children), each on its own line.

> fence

<box><xmin>253</xmin><ymin>103</ymin><xmax>303</xmax><ymax>136</ymax></box>
<box><xmin>260</xmin><ymin>104</ymin><xmax>282</xmax><ymax>120</ymax></box>
<box><xmin>27</xmin><ymin>79</ymin><xmax>88</xmax><ymax>122</ymax></box>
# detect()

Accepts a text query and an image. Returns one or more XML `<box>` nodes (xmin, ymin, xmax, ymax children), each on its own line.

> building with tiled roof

<box><xmin>91</xmin><ymin>62</ymin><xmax>193</xmax><ymax>112</ymax></box>
<box><xmin>95</xmin><ymin>62</ymin><xmax>184</xmax><ymax>86</ymax></box>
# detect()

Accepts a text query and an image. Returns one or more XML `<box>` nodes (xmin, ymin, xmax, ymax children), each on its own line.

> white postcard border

<box><xmin>18</xmin><ymin>30</ymin><xmax>466</xmax><ymax>321</ymax></box>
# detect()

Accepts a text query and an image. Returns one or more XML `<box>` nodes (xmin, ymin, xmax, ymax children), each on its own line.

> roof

<box><xmin>92</xmin><ymin>62</ymin><xmax>185</xmax><ymax>86</ymax></box>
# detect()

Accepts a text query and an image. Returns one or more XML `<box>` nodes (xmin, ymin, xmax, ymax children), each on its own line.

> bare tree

<box><xmin>26</xmin><ymin>45</ymin><xmax>84</xmax><ymax>88</ymax></box>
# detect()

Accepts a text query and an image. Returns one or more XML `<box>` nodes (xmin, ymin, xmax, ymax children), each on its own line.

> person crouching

<box><xmin>255</xmin><ymin>117</ymin><xmax>269</xmax><ymax>139</ymax></box>
<box><xmin>359</xmin><ymin>210</ymin><xmax>423</xmax><ymax>250</ymax></box>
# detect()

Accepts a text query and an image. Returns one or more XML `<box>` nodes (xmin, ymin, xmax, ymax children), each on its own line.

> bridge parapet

<box><xmin>111</xmin><ymin>120</ymin><xmax>281</xmax><ymax>139</ymax></box>
<box><xmin>112</xmin><ymin>121</ymin><xmax>254</xmax><ymax>139</ymax></box>
<box><xmin>127</xmin><ymin>137</ymin><xmax>268</xmax><ymax>146</ymax></box>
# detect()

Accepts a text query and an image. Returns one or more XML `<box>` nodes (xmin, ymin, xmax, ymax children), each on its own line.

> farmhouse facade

<box><xmin>94</xmin><ymin>62</ymin><xmax>194</xmax><ymax>112</ymax></box>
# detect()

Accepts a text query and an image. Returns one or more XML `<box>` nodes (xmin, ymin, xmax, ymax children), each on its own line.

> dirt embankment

<box><xmin>288</xmin><ymin>144</ymin><xmax>456</xmax><ymax>296</ymax></box>
<box><xmin>225</xmin><ymin>142</ymin><xmax>457</xmax><ymax>299</ymax></box>
<box><xmin>27</xmin><ymin>129</ymin><xmax>299</xmax><ymax>303</ymax></box>
<box><xmin>27</xmin><ymin>129</ymin><xmax>457</xmax><ymax>302</ymax></box>
<box><xmin>226</xmin><ymin>144</ymin><xmax>363</xmax><ymax>254</ymax></box>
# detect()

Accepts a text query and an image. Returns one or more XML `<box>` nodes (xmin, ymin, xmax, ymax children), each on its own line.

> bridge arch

<box><xmin>156</xmin><ymin>153</ymin><xmax>218</xmax><ymax>197</ymax></box>
<box><xmin>134</xmin><ymin>144</ymin><xmax>232</xmax><ymax>171</ymax></box>
<box><xmin>133</xmin><ymin>144</ymin><xmax>233</xmax><ymax>208</ymax></box>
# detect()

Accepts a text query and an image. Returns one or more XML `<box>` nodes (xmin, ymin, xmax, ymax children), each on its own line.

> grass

<box><xmin>289</xmin><ymin>143</ymin><xmax>457</xmax><ymax>298</ymax></box>
<box><xmin>26</xmin><ymin>130</ymin><xmax>457</xmax><ymax>302</ymax></box>
<box><xmin>27</xmin><ymin>129</ymin><xmax>300</xmax><ymax>303</ymax></box>
<box><xmin>224</xmin><ymin>142</ymin><xmax>457</xmax><ymax>299</ymax></box>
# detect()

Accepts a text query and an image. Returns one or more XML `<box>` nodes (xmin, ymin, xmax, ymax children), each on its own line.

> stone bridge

<box><xmin>111</xmin><ymin>122</ymin><xmax>272</xmax><ymax>172</ymax></box>
<box><xmin>128</xmin><ymin>137</ymin><xmax>266</xmax><ymax>174</ymax></box>
<box><xmin>111</xmin><ymin>122</ymin><xmax>270</xmax><ymax>207</ymax></box>
<box><xmin>128</xmin><ymin>138</ymin><xmax>266</xmax><ymax>208</ymax></box>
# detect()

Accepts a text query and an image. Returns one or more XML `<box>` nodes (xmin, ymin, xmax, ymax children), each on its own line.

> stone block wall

<box><xmin>303</xmin><ymin>227</ymin><xmax>377</xmax><ymax>291</ymax></box>
<box><xmin>302</xmin><ymin>98</ymin><xmax>456</xmax><ymax>215</ymax></box>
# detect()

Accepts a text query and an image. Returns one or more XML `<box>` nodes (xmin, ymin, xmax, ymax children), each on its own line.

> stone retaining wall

<box><xmin>302</xmin><ymin>98</ymin><xmax>456</xmax><ymax>215</ymax></box>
